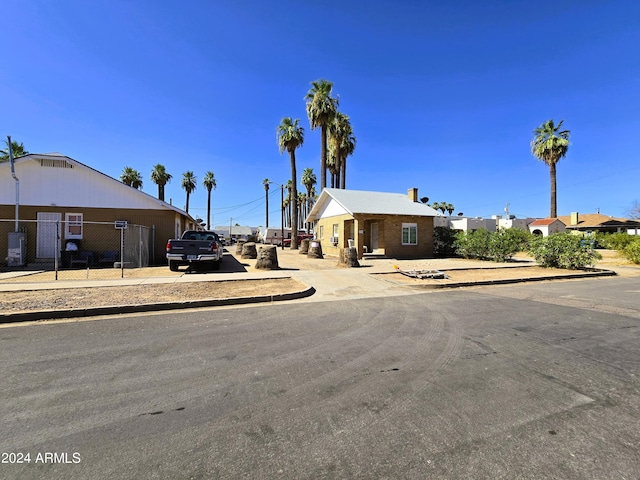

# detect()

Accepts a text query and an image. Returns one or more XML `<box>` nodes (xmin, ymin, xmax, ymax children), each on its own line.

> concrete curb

<box><xmin>374</xmin><ymin>267</ymin><xmax>617</xmax><ymax>290</ymax></box>
<box><xmin>0</xmin><ymin>285</ymin><xmax>316</xmax><ymax>324</ymax></box>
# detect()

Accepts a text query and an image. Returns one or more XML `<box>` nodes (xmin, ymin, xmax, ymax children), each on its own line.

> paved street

<box><xmin>1</xmin><ymin>276</ymin><xmax>639</xmax><ymax>479</ymax></box>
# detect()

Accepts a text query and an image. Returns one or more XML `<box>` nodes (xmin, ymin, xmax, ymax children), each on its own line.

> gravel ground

<box><xmin>0</xmin><ymin>278</ymin><xmax>304</xmax><ymax>314</ymax></box>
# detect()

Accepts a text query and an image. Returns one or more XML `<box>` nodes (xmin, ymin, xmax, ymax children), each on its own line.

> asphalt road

<box><xmin>1</xmin><ymin>277</ymin><xmax>639</xmax><ymax>479</ymax></box>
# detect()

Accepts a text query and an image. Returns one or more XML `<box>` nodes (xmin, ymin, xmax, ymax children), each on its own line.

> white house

<box><xmin>528</xmin><ymin>218</ymin><xmax>566</xmax><ymax>237</ymax></box>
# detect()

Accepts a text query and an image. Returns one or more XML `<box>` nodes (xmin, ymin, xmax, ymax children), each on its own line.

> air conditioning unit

<box><xmin>330</xmin><ymin>236</ymin><xmax>338</xmax><ymax>245</ymax></box>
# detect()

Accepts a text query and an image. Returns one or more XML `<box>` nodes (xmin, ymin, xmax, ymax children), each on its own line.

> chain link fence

<box><xmin>1</xmin><ymin>219</ymin><xmax>152</xmax><ymax>280</ymax></box>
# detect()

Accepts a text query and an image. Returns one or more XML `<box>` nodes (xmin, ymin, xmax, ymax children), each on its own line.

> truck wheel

<box><xmin>169</xmin><ymin>261</ymin><xmax>179</xmax><ymax>272</ymax></box>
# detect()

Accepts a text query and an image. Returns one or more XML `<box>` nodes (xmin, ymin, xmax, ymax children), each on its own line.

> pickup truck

<box><xmin>166</xmin><ymin>230</ymin><xmax>224</xmax><ymax>271</ymax></box>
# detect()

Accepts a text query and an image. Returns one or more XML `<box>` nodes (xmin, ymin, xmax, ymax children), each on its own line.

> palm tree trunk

<box><xmin>320</xmin><ymin>124</ymin><xmax>327</xmax><ymax>190</ymax></box>
<box><xmin>186</xmin><ymin>192</ymin><xmax>190</xmax><ymax>213</ymax></box>
<box><xmin>290</xmin><ymin>152</ymin><xmax>298</xmax><ymax>249</ymax></box>
<box><xmin>159</xmin><ymin>184</ymin><xmax>165</xmax><ymax>202</ymax></box>
<box><xmin>340</xmin><ymin>156</ymin><xmax>346</xmax><ymax>189</ymax></box>
<box><xmin>550</xmin><ymin>162</ymin><xmax>557</xmax><ymax>218</ymax></box>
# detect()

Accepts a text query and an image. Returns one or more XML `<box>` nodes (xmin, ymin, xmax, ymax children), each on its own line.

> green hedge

<box><xmin>453</xmin><ymin>228</ymin><xmax>530</xmax><ymax>262</ymax></box>
<box><xmin>622</xmin><ymin>239</ymin><xmax>640</xmax><ymax>264</ymax></box>
<box><xmin>528</xmin><ymin>233</ymin><xmax>601</xmax><ymax>269</ymax></box>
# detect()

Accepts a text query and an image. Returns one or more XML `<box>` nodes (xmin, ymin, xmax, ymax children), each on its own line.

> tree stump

<box><xmin>241</xmin><ymin>242</ymin><xmax>257</xmax><ymax>259</ymax></box>
<box><xmin>255</xmin><ymin>245</ymin><xmax>279</xmax><ymax>269</ymax></box>
<box><xmin>307</xmin><ymin>240</ymin><xmax>323</xmax><ymax>259</ymax></box>
<box><xmin>339</xmin><ymin>247</ymin><xmax>360</xmax><ymax>267</ymax></box>
<box><xmin>235</xmin><ymin>239</ymin><xmax>246</xmax><ymax>255</ymax></box>
<box><xmin>299</xmin><ymin>238</ymin><xmax>310</xmax><ymax>255</ymax></box>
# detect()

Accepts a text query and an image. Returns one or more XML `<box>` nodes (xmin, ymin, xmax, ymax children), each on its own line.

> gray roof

<box><xmin>308</xmin><ymin>188</ymin><xmax>441</xmax><ymax>220</ymax></box>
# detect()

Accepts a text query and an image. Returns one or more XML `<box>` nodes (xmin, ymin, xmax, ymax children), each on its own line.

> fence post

<box><xmin>55</xmin><ymin>220</ymin><xmax>60</xmax><ymax>280</ymax></box>
<box><xmin>120</xmin><ymin>227</ymin><xmax>124</xmax><ymax>279</ymax></box>
<box><xmin>138</xmin><ymin>225</ymin><xmax>143</xmax><ymax>268</ymax></box>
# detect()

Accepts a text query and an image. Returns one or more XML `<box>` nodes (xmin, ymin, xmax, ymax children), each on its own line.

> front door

<box><xmin>370</xmin><ymin>222</ymin><xmax>379</xmax><ymax>251</ymax></box>
<box><xmin>37</xmin><ymin>212</ymin><xmax>61</xmax><ymax>259</ymax></box>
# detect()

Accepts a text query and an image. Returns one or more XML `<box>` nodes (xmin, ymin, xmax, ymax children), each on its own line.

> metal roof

<box><xmin>308</xmin><ymin>188</ymin><xmax>440</xmax><ymax>221</ymax></box>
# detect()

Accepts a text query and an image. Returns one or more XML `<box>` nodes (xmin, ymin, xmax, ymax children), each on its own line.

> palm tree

<box><xmin>181</xmin><ymin>171</ymin><xmax>197</xmax><ymax>214</ymax></box>
<box><xmin>531</xmin><ymin>119</ymin><xmax>570</xmax><ymax>218</ymax></box>
<box><xmin>328</xmin><ymin>111</ymin><xmax>356</xmax><ymax>189</ymax></box>
<box><xmin>277</xmin><ymin>117</ymin><xmax>304</xmax><ymax>249</ymax></box>
<box><xmin>301</xmin><ymin>168</ymin><xmax>316</xmax><ymax>233</ymax></box>
<box><xmin>202</xmin><ymin>171</ymin><xmax>217</xmax><ymax>230</ymax></box>
<box><xmin>263</xmin><ymin>178</ymin><xmax>270</xmax><ymax>228</ymax></box>
<box><xmin>446</xmin><ymin>203</ymin><xmax>455</xmax><ymax>215</ymax></box>
<box><xmin>150</xmin><ymin>164</ymin><xmax>172</xmax><ymax>201</ymax></box>
<box><xmin>305</xmin><ymin>79</ymin><xmax>338</xmax><ymax>190</ymax></box>
<box><xmin>430</xmin><ymin>201</ymin><xmax>440</xmax><ymax>212</ymax></box>
<box><xmin>327</xmin><ymin>145</ymin><xmax>339</xmax><ymax>188</ymax></box>
<box><xmin>0</xmin><ymin>139</ymin><xmax>28</xmax><ymax>162</ymax></box>
<box><xmin>120</xmin><ymin>166</ymin><xmax>143</xmax><ymax>189</ymax></box>
<box><xmin>298</xmin><ymin>192</ymin><xmax>307</xmax><ymax>229</ymax></box>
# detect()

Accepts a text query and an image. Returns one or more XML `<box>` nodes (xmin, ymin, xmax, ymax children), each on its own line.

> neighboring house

<box><xmin>306</xmin><ymin>188</ymin><xmax>440</xmax><ymax>259</ymax></box>
<box><xmin>0</xmin><ymin>153</ymin><xmax>198</xmax><ymax>266</ymax></box>
<box><xmin>528</xmin><ymin>218</ymin><xmax>566</xmax><ymax>237</ymax></box>
<box><xmin>497</xmin><ymin>216</ymin><xmax>536</xmax><ymax>231</ymax></box>
<box><xmin>438</xmin><ymin>216</ymin><xmax>498</xmax><ymax>232</ymax></box>
<box><xmin>558</xmin><ymin>212</ymin><xmax>640</xmax><ymax>235</ymax></box>
<box><xmin>214</xmin><ymin>225</ymin><xmax>256</xmax><ymax>243</ymax></box>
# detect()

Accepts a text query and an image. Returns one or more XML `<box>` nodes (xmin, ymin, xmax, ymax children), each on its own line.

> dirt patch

<box><xmin>0</xmin><ymin>278</ymin><xmax>306</xmax><ymax>314</ymax></box>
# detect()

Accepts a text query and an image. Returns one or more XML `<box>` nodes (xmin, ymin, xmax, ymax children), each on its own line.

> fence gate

<box><xmin>36</xmin><ymin>212</ymin><xmax>61</xmax><ymax>259</ymax></box>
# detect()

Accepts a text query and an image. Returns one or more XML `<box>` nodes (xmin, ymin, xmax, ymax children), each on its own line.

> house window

<box><xmin>65</xmin><ymin>213</ymin><xmax>83</xmax><ymax>239</ymax></box>
<box><xmin>319</xmin><ymin>225</ymin><xmax>324</xmax><ymax>239</ymax></box>
<box><xmin>402</xmin><ymin>223</ymin><xmax>417</xmax><ymax>245</ymax></box>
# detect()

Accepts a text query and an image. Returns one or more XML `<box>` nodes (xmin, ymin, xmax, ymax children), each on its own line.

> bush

<box><xmin>454</xmin><ymin>228</ymin><xmax>531</xmax><ymax>262</ymax></box>
<box><xmin>622</xmin><ymin>239</ymin><xmax>640</xmax><ymax>264</ymax></box>
<box><xmin>595</xmin><ymin>232</ymin><xmax>636</xmax><ymax>250</ymax></box>
<box><xmin>488</xmin><ymin>228</ymin><xmax>531</xmax><ymax>262</ymax></box>
<box><xmin>528</xmin><ymin>233</ymin><xmax>602</xmax><ymax>269</ymax></box>
<box><xmin>454</xmin><ymin>228</ymin><xmax>491</xmax><ymax>260</ymax></box>
<box><xmin>433</xmin><ymin>226</ymin><xmax>459</xmax><ymax>257</ymax></box>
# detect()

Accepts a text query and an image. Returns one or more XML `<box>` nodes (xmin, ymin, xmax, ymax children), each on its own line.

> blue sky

<box><xmin>3</xmin><ymin>0</ymin><xmax>639</xmax><ymax>227</ymax></box>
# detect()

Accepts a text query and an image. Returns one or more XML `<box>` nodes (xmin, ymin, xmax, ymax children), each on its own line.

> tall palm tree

<box><xmin>181</xmin><ymin>171</ymin><xmax>197</xmax><ymax>214</ymax></box>
<box><xmin>305</xmin><ymin>79</ymin><xmax>338</xmax><ymax>190</ymax></box>
<box><xmin>446</xmin><ymin>203</ymin><xmax>455</xmax><ymax>215</ymax></box>
<box><xmin>531</xmin><ymin>119</ymin><xmax>570</xmax><ymax>218</ymax></box>
<box><xmin>263</xmin><ymin>178</ymin><xmax>270</xmax><ymax>228</ymax></box>
<box><xmin>277</xmin><ymin>117</ymin><xmax>304</xmax><ymax>249</ymax></box>
<box><xmin>120</xmin><ymin>166</ymin><xmax>143</xmax><ymax>189</ymax></box>
<box><xmin>328</xmin><ymin>111</ymin><xmax>356</xmax><ymax>189</ymax></box>
<box><xmin>301</xmin><ymin>168</ymin><xmax>316</xmax><ymax>233</ymax></box>
<box><xmin>0</xmin><ymin>139</ymin><xmax>28</xmax><ymax>162</ymax></box>
<box><xmin>202</xmin><ymin>171</ymin><xmax>217</xmax><ymax>230</ymax></box>
<box><xmin>282</xmin><ymin>197</ymin><xmax>290</xmax><ymax>228</ymax></box>
<box><xmin>327</xmin><ymin>145</ymin><xmax>339</xmax><ymax>188</ymax></box>
<box><xmin>150</xmin><ymin>164</ymin><xmax>172</xmax><ymax>201</ymax></box>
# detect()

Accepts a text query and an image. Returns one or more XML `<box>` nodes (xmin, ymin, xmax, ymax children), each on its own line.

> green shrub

<box><xmin>595</xmin><ymin>232</ymin><xmax>636</xmax><ymax>250</ymax></box>
<box><xmin>433</xmin><ymin>226</ymin><xmax>459</xmax><ymax>257</ymax></box>
<box><xmin>454</xmin><ymin>228</ymin><xmax>531</xmax><ymax>262</ymax></box>
<box><xmin>488</xmin><ymin>228</ymin><xmax>531</xmax><ymax>262</ymax></box>
<box><xmin>454</xmin><ymin>228</ymin><xmax>491</xmax><ymax>260</ymax></box>
<box><xmin>528</xmin><ymin>233</ymin><xmax>602</xmax><ymax>269</ymax></box>
<box><xmin>622</xmin><ymin>239</ymin><xmax>640</xmax><ymax>264</ymax></box>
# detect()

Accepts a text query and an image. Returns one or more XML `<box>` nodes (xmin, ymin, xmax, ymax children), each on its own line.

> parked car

<box><xmin>166</xmin><ymin>230</ymin><xmax>224</xmax><ymax>271</ymax></box>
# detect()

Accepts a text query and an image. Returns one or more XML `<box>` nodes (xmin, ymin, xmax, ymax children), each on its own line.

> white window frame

<box><xmin>401</xmin><ymin>223</ymin><xmax>417</xmax><ymax>245</ymax></box>
<box><xmin>319</xmin><ymin>225</ymin><xmax>324</xmax><ymax>239</ymax></box>
<box><xmin>65</xmin><ymin>213</ymin><xmax>83</xmax><ymax>240</ymax></box>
